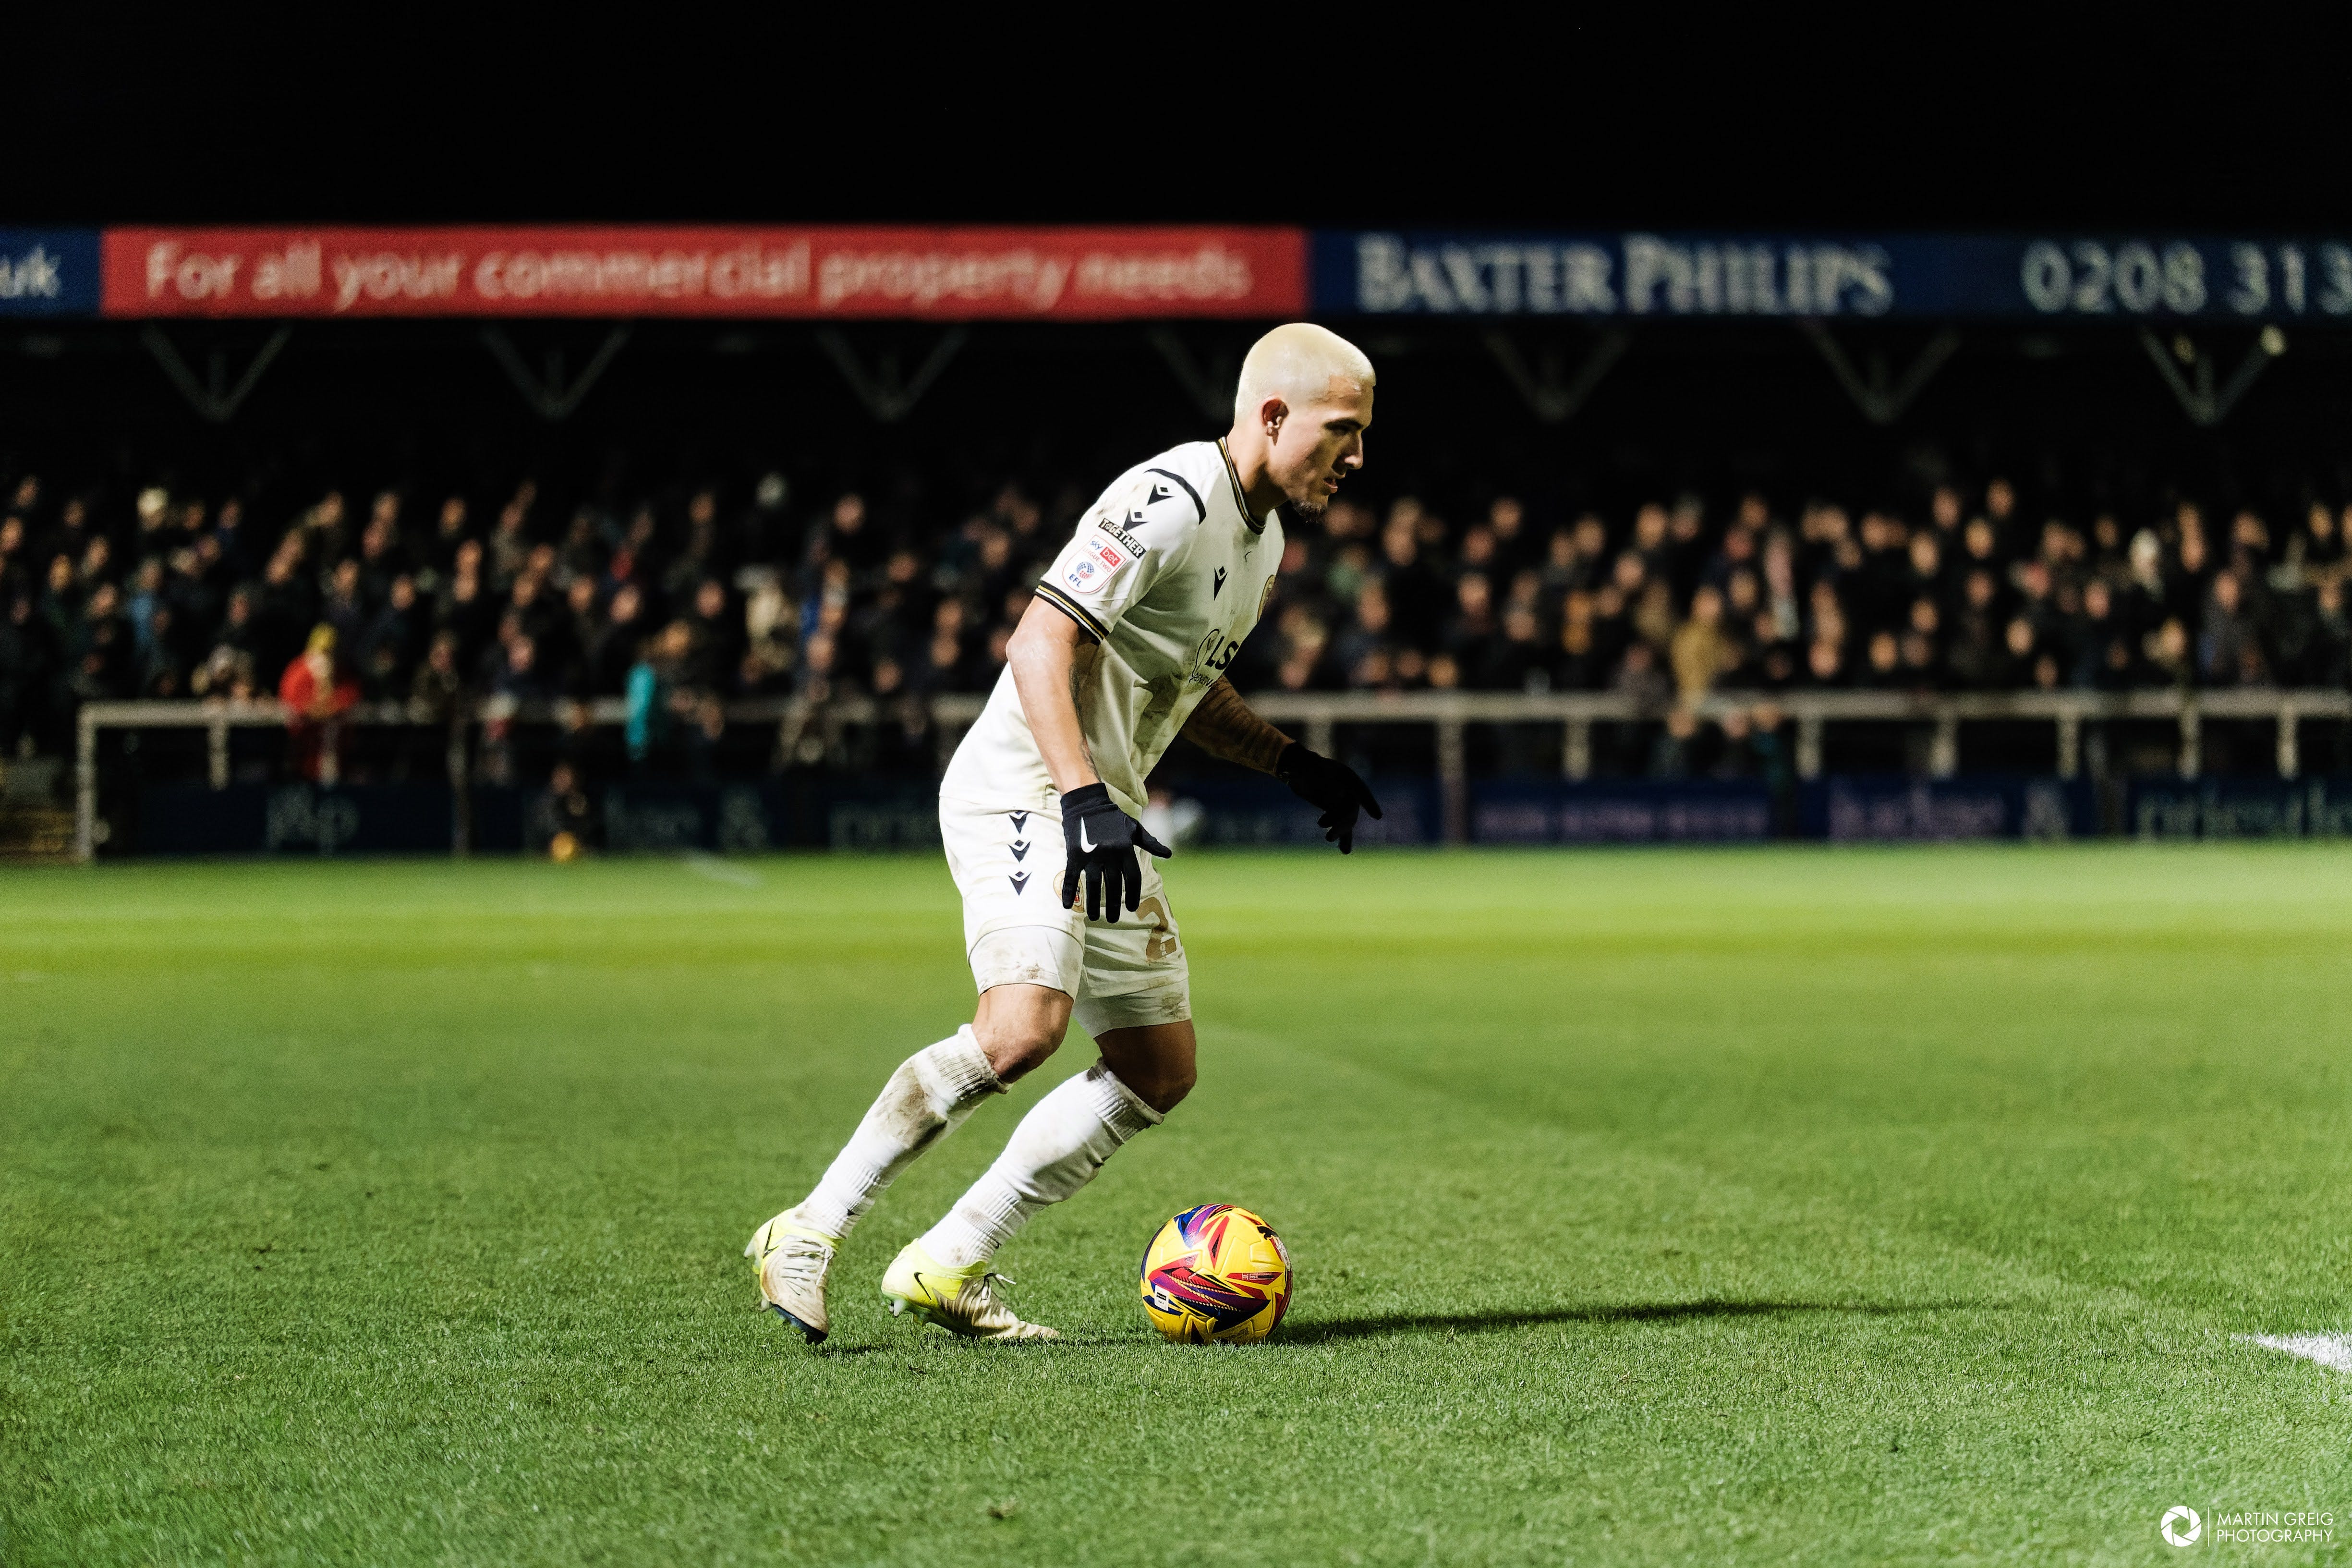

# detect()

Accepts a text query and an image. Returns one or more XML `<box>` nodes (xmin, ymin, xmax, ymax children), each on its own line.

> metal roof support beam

<box><xmin>1802</xmin><ymin>322</ymin><xmax>1959</xmax><ymax>425</ymax></box>
<box><xmin>481</xmin><ymin>326</ymin><xmax>630</xmax><ymax>423</ymax></box>
<box><xmin>2139</xmin><ymin>325</ymin><xmax>2283</xmax><ymax>427</ymax></box>
<box><xmin>1482</xmin><ymin>327</ymin><xmax>1630</xmax><ymax>424</ymax></box>
<box><xmin>1148</xmin><ymin>328</ymin><xmax>1247</xmax><ymax>424</ymax></box>
<box><xmin>816</xmin><ymin>328</ymin><xmax>967</xmax><ymax>423</ymax></box>
<box><xmin>142</xmin><ymin>325</ymin><xmax>292</xmax><ymax>424</ymax></box>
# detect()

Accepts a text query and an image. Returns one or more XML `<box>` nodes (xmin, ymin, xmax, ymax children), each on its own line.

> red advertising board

<box><xmin>102</xmin><ymin>227</ymin><xmax>1306</xmax><ymax>320</ymax></box>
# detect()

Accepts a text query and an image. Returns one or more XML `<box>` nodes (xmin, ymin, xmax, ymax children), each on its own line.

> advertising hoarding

<box><xmin>102</xmin><ymin>226</ymin><xmax>1307</xmax><ymax>320</ymax></box>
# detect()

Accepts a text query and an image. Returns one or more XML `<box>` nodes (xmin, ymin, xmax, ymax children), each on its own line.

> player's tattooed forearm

<box><xmin>1181</xmin><ymin>678</ymin><xmax>1289</xmax><ymax>774</ymax></box>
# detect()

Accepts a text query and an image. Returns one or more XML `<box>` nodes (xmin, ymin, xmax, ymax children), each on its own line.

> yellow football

<box><xmin>1139</xmin><ymin>1203</ymin><xmax>1292</xmax><ymax>1344</ymax></box>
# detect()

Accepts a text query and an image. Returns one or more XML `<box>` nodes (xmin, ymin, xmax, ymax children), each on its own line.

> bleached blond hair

<box><xmin>1232</xmin><ymin>322</ymin><xmax>1375</xmax><ymax>427</ymax></box>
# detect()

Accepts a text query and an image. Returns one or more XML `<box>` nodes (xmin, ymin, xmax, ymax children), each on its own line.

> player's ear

<box><xmin>1256</xmin><ymin>396</ymin><xmax>1288</xmax><ymax>443</ymax></box>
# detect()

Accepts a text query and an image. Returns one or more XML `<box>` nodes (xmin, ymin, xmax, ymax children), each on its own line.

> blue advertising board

<box><xmin>1798</xmin><ymin>776</ymin><xmax>2099</xmax><ymax>841</ymax></box>
<box><xmin>0</xmin><ymin>229</ymin><xmax>101</xmax><ymax>317</ymax></box>
<box><xmin>139</xmin><ymin>782</ymin><xmax>456</xmax><ymax>854</ymax></box>
<box><xmin>1175</xmin><ymin>778</ymin><xmax>1437</xmax><ymax>847</ymax></box>
<box><xmin>1313</xmin><ymin>231</ymin><xmax>2352</xmax><ymax>322</ymax></box>
<box><xmin>2126</xmin><ymin>778</ymin><xmax>2352</xmax><ymax>839</ymax></box>
<box><xmin>1472</xmin><ymin>778</ymin><xmax>1774</xmax><ymax>844</ymax></box>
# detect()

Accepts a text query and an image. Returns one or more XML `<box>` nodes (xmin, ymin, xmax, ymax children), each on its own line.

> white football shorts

<box><xmin>939</xmin><ymin>795</ymin><xmax>1190</xmax><ymax>1036</ymax></box>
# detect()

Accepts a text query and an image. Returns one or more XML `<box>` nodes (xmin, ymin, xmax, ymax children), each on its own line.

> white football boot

<box><xmin>879</xmin><ymin>1239</ymin><xmax>1058</xmax><ymax>1341</ymax></box>
<box><xmin>745</xmin><ymin>1211</ymin><xmax>837</xmax><ymax>1345</ymax></box>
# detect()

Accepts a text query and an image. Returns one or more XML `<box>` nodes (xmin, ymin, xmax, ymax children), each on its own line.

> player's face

<box><xmin>1271</xmin><ymin>378</ymin><xmax>1373</xmax><ymax>518</ymax></box>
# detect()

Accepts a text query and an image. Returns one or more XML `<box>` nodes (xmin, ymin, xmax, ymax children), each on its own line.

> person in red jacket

<box><xmin>279</xmin><ymin>624</ymin><xmax>360</xmax><ymax>783</ymax></box>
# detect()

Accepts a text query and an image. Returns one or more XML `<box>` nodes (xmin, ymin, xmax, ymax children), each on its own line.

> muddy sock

<box><xmin>793</xmin><ymin>1027</ymin><xmax>1001</xmax><ymax>1239</ymax></box>
<box><xmin>919</xmin><ymin>1061</ymin><xmax>1161</xmax><ymax>1268</ymax></box>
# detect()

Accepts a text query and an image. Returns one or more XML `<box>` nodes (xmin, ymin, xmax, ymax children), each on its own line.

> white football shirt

<box><xmin>941</xmin><ymin>438</ymin><xmax>1285</xmax><ymax>818</ymax></box>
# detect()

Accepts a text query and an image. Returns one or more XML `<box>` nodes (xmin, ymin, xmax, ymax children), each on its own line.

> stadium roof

<box><xmin>14</xmin><ymin>21</ymin><xmax>2352</xmax><ymax>231</ymax></box>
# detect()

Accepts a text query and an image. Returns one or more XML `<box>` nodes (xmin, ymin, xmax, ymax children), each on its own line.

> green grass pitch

<box><xmin>4</xmin><ymin>846</ymin><xmax>2350</xmax><ymax>1565</ymax></box>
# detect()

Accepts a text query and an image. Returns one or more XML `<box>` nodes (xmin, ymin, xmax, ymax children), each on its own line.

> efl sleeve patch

<box><xmin>1063</xmin><ymin>535</ymin><xmax>1134</xmax><ymax>596</ymax></box>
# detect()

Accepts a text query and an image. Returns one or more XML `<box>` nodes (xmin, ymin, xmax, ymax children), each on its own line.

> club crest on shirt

<box><xmin>1065</xmin><ymin>536</ymin><xmax>1132</xmax><ymax>596</ymax></box>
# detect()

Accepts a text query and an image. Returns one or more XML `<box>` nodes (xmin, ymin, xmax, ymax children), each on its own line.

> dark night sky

<box><xmin>11</xmin><ymin>18</ymin><xmax>2346</xmax><ymax>231</ymax></box>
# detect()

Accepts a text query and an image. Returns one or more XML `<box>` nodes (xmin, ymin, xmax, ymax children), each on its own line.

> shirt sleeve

<box><xmin>1031</xmin><ymin>466</ymin><xmax>1203</xmax><ymax>643</ymax></box>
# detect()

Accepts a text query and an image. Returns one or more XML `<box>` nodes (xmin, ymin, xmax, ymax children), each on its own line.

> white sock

<box><xmin>920</xmin><ymin>1060</ymin><xmax>1163</xmax><ymax>1268</ymax></box>
<box><xmin>793</xmin><ymin>1027</ymin><xmax>1002</xmax><ymax>1240</ymax></box>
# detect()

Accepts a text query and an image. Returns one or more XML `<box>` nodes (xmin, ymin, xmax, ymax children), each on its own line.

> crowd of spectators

<box><xmin>1252</xmin><ymin>480</ymin><xmax>2352</xmax><ymax>702</ymax></box>
<box><xmin>3</xmin><ymin>462</ymin><xmax>2350</xmax><ymax>765</ymax></box>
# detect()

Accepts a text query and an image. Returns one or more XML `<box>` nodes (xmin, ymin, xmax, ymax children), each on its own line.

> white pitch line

<box><xmin>683</xmin><ymin>853</ymin><xmax>764</xmax><ymax>888</ymax></box>
<box><xmin>2237</xmin><ymin>1333</ymin><xmax>2352</xmax><ymax>1374</ymax></box>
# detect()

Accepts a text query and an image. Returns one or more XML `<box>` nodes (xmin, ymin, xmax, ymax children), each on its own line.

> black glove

<box><xmin>1277</xmin><ymin>742</ymin><xmax>1383</xmax><ymax>853</ymax></box>
<box><xmin>1059</xmin><ymin>782</ymin><xmax>1172</xmax><ymax>922</ymax></box>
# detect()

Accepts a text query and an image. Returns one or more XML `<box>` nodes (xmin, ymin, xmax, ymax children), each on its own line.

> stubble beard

<box><xmin>1285</xmin><ymin>475</ymin><xmax>1334</xmax><ymax>523</ymax></box>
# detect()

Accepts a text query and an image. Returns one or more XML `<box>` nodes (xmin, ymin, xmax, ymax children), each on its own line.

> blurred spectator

<box><xmin>1443</xmin><ymin>574</ymin><xmax>1500</xmax><ymax>687</ymax></box>
<box><xmin>1669</xmin><ymin>585</ymin><xmax>1736</xmax><ymax>703</ymax></box>
<box><xmin>2072</xmin><ymin>579</ymin><xmax>2136</xmax><ymax>689</ymax></box>
<box><xmin>409</xmin><ymin>631</ymin><xmax>465</xmax><ymax>723</ymax></box>
<box><xmin>2306</xmin><ymin>579</ymin><xmax>2352</xmax><ymax>686</ymax></box>
<box><xmin>359</xmin><ymin>575</ymin><xmax>430</xmax><ymax>697</ymax></box>
<box><xmin>279</xmin><ymin>624</ymin><xmax>360</xmax><ymax>782</ymax></box>
<box><xmin>73</xmin><ymin>583</ymin><xmax>133</xmax><ymax>702</ymax></box>
<box><xmin>526</xmin><ymin>759</ymin><xmax>598</xmax><ymax>855</ymax></box>
<box><xmin>684</xmin><ymin>578</ymin><xmax>744</xmax><ymax>693</ymax></box>
<box><xmin>0</xmin><ymin>594</ymin><xmax>57</xmax><ymax>753</ymax></box>
<box><xmin>1614</xmin><ymin>639</ymin><xmax>1671</xmax><ymax>713</ymax></box>
<box><xmin>2198</xmin><ymin>571</ymin><xmax>2266</xmax><ymax>686</ymax></box>
<box><xmin>626</xmin><ymin>620</ymin><xmax>721</xmax><ymax>778</ymax></box>
<box><xmin>588</xmin><ymin>582</ymin><xmax>648</xmax><ymax>697</ymax></box>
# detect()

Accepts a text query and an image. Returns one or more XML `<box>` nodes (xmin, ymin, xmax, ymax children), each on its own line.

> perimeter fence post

<box><xmin>2178</xmin><ymin>705</ymin><xmax>2202</xmax><ymax>779</ymax></box>
<box><xmin>2277</xmin><ymin>701</ymin><xmax>2300</xmax><ymax>778</ymax></box>
<box><xmin>74</xmin><ymin>708</ymin><xmax>98</xmax><ymax>863</ymax></box>
<box><xmin>207</xmin><ymin>715</ymin><xmax>230</xmax><ymax>789</ymax></box>
<box><xmin>447</xmin><ymin>712</ymin><xmax>473</xmax><ymax>857</ymax></box>
<box><xmin>1436</xmin><ymin>716</ymin><xmax>1467</xmax><ymax>845</ymax></box>
<box><xmin>1563</xmin><ymin>718</ymin><xmax>1591</xmax><ymax>780</ymax></box>
<box><xmin>2056</xmin><ymin>710</ymin><xmax>2081</xmax><ymax>779</ymax></box>
<box><xmin>1929</xmin><ymin>710</ymin><xmax>1960</xmax><ymax>778</ymax></box>
<box><xmin>1796</xmin><ymin>715</ymin><xmax>1824</xmax><ymax>780</ymax></box>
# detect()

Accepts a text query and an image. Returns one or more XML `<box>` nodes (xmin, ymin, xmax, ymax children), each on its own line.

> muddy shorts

<box><xmin>939</xmin><ymin>794</ymin><xmax>1190</xmax><ymax>1036</ymax></box>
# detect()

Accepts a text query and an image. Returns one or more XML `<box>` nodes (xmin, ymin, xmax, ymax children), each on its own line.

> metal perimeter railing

<box><xmin>74</xmin><ymin>685</ymin><xmax>2352</xmax><ymax>859</ymax></box>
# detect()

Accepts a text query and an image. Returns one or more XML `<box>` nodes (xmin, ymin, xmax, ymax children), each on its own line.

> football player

<box><xmin>748</xmin><ymin>323</ymin><xmax>1382</xmax><ymax>1340</ymax></box>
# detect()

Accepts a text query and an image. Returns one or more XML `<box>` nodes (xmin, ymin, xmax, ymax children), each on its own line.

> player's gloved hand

<box><xmin>1276</xmin><ymin>742</ymin><xmax>1383</xmax><ymax>853</ymax></box>
<box><xmin>1058</xmin><ymin>782</ymin><xmax>1172</xmax><ymax>922</ymax></box>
